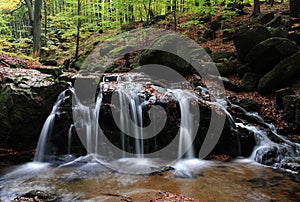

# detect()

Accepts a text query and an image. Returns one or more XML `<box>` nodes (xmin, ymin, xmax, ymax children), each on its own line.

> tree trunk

<box><xmin>33</xmin><ymin>0</ymin><xmax>42</xmax><ymax>57</ymax></box>
<box><xmin>252</xmin><ymin>0</ymin><xmax>261</xmax><ymax>16</ymax></box>
<box><xmin>43</xmin><ymin>0</ymin><xmax>47</xmax><ymax>47</ymax></box>
<box><xmin>75</xmin><ymin>0</ymin><xmax>81</xmax><ymax>60</ymax></box>
<box><xmin>24</xmin><ymin>0</ymin><xmax>34</xmax><ymax>35</ymax></box>
<box><xmin>289</xmin><ymin>0</ymin><xmax>300</xmax><ymax>45</ymax></box>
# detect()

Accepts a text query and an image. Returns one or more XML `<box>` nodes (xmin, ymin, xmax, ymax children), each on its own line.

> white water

<box><xmin>34</xmin><ymin>90</ymin><xmax>69</xmax><ymax>162</ymax></box>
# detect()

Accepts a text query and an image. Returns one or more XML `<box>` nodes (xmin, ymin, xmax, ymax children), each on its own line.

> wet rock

<box><xmin>279</xmin><ymin>157</ymin><xmax>300</xmax><ymax>172</ymax></box>
<box><xmin>14</xmin><ymin>190</ymin><xmax>61</xmax><ymax>202</ymax></box>
<box><xmin>258</xmin><ymin>53</ymin><xmax>300</xmax><ymax>94</ymax></box>
<box><xmin>203</xmin><ymin>29</ymin><xmax>216</xmax><ymax>40</ymax></box>
<box><xmin>258</xmin><ymin>12</ymin><xmax>274</xmax><ymax>24</ymax></box>
<box><xmin>233</xmin><ymin>24</ymin><xmax>271</xmax><ymax>61</ymax></box>
<box><xmin>245</xmin><ymin>37</ymin><xmax>299</xmax><ymax>74</ymax></box>
<box><xmin>40</xmin><ymin>59</ymin><xmax>58</xmax><ymax>66</ymax></box>
<box><xmin>242</xmin><ymin>72</ymin><xmax>259</xmax><ymax>91</ymax></box>
<box><xmin>211</xmin><ymin>51</ymin><xmax>235</xmax><ymax>63</ymax></box>
<box><xmin>266</xmin><ymin>15</ymin><xmax>282</xmax><ymax>28</ymax></box>
<box><xmin>275</xmin><ymin>88</ymin><xmax>294</xmax><ymax>110</ymax></box>
<box><xmin>238</xmin><ymin>98</ymin><xmax>260</xmax><ymax>113</ymax></box>
<box><xmin>0</xmin><ymin>68</ymin><xmax>68</xmax><ymax>151</ymax></box>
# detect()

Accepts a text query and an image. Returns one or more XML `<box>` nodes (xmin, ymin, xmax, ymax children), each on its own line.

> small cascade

<box><xmin>34</xmin><ymin>89</ymin><xmax>69</xmax><ymax>162</ymax></box>
<box><xmin>67</xmin><ymin>124</ymin><xmax>74</xmax><ymax>154</ymax></box>
<box><xmin>113</xmin><ymin>82</ymin><xmax>146</xmax><ymax>157</ymax></box>
<box><xmin>32</xmin><ymin>72</ymin><xmax>300</xmax><ymax>173</ymax></box>
<box><xmin>170</xmin><ymin>89</ymin><xmax>197</xmax><ymax>159</ymax></box>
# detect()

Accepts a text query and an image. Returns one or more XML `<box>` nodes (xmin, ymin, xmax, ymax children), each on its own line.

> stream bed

<box><xmin>1</xmin><ymin>158</ymin><xmax>299</xmax><ymax>201</ymax></box>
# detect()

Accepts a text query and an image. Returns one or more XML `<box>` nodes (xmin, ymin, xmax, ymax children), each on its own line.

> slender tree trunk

<box><xmin>43</xmin><ymin>0</ymin><xmax>47</xmax><ymax>47</ymax></box>
<box><xmin>24</xmin><ymin>0</ymin><xmax>34</xmax><ymax>35</ymax></box>
<box><xmin>173</xmin><ymin>0</ymin><xmax>177</xmax><ymax>31</ymax></box>
<box><xmin>252</xmin><ymin>0</ymin><xmax>261</xmax><ymax>16</ymax></box>
<box><xmin>33</xmin><ymin>0</ymin><xmax>42</xmax><ymax>57</ymax></box>
<box><xmin>75</xmin><ymin>0</ymin><xmax>81</xmax><ymax>60</ymax></box>
<box><xmin>289</xmin><ymin>0</ymin><xmax>300</xmax><ymax>45</ymax></box>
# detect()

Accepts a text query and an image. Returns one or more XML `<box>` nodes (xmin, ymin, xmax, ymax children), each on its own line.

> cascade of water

<box><xmin>68</xmin><ymin>124</ymin><xmax>74</xmax><ymax>154</ymax></box>
<box><xmin>34</xmin><ymin>90</ymin><xmax>69</xmax><ymax>162</ymax></box>
<box><xmin>115</xmin><ymin>83</ymin><xmax>145</xmax><ymax>158</ymax></box>
<box><xmin>169</xmin><ymin>89</ymin><xmax>196</xmax><ymax>159</ymax></box>
<box><xmin>70</xmin><ymin>87</ymin><xmax>103</xmax><ymax>156</ymax></box>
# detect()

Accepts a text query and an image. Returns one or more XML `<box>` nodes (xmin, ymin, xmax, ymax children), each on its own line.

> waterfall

<box><xmin>33</xmin><ymin>73</ymin><xmax>300</xmax><ymax>172</ymax></box>
<box><xmin>68</xmin><ymin>124</ymin><xmax>74</xmax><ymax>154</ymax></box>
<box><xmin>169</xmin><ymin>89</ymin><xmax>197</xmax><ymax>159</ymax></box>
<box><xmin>114</xmin><ymin>83</ymin><xmax>145</xmax><ymax>158</ymax></box>
<box><xmin>34</xmin><ymin>90</ymin><xmax>69</xmax><ymax>162</ymax></box>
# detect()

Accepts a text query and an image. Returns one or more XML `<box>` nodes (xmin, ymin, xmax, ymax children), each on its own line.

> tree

<box><xmin>289</xmin><ymin>0</ymin><xmax>300</xmax><ymax>45</ymax></box>
<box><xmin>252</xmin><ymin>0</ymin><xmax>261</xmax><ymax>16</ymax></box>
<box><xmin>75</xmin><ymin>0</ymin><xmax>81</xmax><ymax>60</ymax></box>
<box><xmin>33</xmin><ymin>0</ymin><xmax>42</xmax><ymax>57</ymax></box>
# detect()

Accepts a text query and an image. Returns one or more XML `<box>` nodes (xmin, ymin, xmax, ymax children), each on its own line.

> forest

<box><xmin>0</xmin><ymin>0</ymin><xmax>300</xmax><ymax>201</ymax></box>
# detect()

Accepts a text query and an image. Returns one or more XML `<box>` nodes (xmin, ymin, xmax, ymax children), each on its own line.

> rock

<box><xmin>242</xmin><ymin>72</ymin><xmax>259</xmax><ymax>91</ymax></box>
<box><xmin>222</xmin><ymin>29</ymin><xmax>234</xmax><ymax>42</ymax></box>
<box><xmin>216</xmin><ymin>63</ymin><xmax>236</xmax><ymax>76</ymax></box>
<box><xmin>258</xmin><ymin>12</ymin><xmax>274</xmax><ymax>24</ymax></box>
<box><xmin>203</xmin><ymin>47</ymin><xmax>212</xmax><ymax>54</ymax></box>
<box><xmin>238</xmin><ymin>98</ymin><xmax>261</xmax><ymax>112</ymax></box>
<box><xmin>296</xmin><ymin>101</ymin><xmax>300</xmax><ymax>132</ymax></box>
<box><xmin>266</xmin><ymin>15</ymin><xmax>282</xmax><ymax>28</ymax></box>
<box><xmin>203</xmin><ymin>29</ymin><xmax>216</xmax><ymax>40</ymax></box>
<box><xmin>275</xmin><ymin>88</ymin><xmax>295</xmax><ymax>110</ymax></box>
<box><xmin>225</xmin><ymin>2</ymin><xmax>247</xmax><ymax>15</ymax></box>
<box><xmin>39</xmin><ymin>59</ymin><xmax>58</xmax><ymax>66</ymax></box>
<box><xmin>0</xmin><ymin>67</ymin><xmax>69</xmax><ymax>152</ymax></box>
<box><xmin>36</xmin><ymin>66</ymin><xmax>63</xmax><ymax>78</ymax></box>
<box><xmin>14</xmin><ymin>190</ymin><xmax>60</xmax><ymax>202</ymax></box>
<box><xmin>211</xmin><ymin>51</ymin><xmax>235</xmax><ymax>63</ymax></box>
<box><xmin>245</xmin><ymin>37</ymin><xmax>299</xmax><ymax>74</ymax></box>
<box><xmin>270</xmin><ymin>27</ymin><xmax>288</xmax><ymax>38</ymax></box>
<box><xmin>258</xmin><ymin>53</ymin><xmax>300</xmax><ymax>94</ymax></box>
<box><xmin>220</xmin><ymin>77</ymin><xmax>243</xmax><ymax>92</ymax></box>
<box><xmin>210</xmin><ymin>20</ymin><xmax>221</xmax><ymax>31</ymax></box>
<box><xmin>282</xmin><ymin>95</ymin><xmax>299</xmax><ymax>122</ymax></box>
<box><xmin>133</xmin><ymin>34</ymin><xmax>195</xmax><ymax>76</ymax></box>
<box><xmin>236</xmin><ymin>64</ymin><xmax>252</xmax><ymax>78</ymax></box>
<box><xmin>198</xmin><ymin>15</ymin><xmax>211</xmax><ymax>23</ymax></box>
<box><xmin>279</xmin><ymin>157</ymin><xmax>300</xmax><ymax>172</ymax></box>
<box><xmin>233</xmin><ymin>24</ymin><xmax>271</xmax><ymax>61</ymax></box>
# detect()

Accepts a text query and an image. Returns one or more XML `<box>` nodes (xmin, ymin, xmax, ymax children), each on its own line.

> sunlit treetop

<box><xmin>0</xmin><ymin>0</ymin><xmax>21</xmax><ymax>11</ymax></box>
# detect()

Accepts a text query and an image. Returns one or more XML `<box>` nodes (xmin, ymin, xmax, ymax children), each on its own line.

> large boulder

<box><xmin>258</xmin><ymin>53</ymin><xmax>300</xmax><ymax>94</ymax></box>
<box><xmin>0</xmin><ymin>67</ymin><xmax>68</xmax><ymax>151</ymax></box>
<box><xmin>245</xmin><ymin>37</ymin><xmax>299</xmax><ymax>73</ymax></box>
<box><xmin>233</xmin><ymin>24</ymin><xmax>271</xmax><ymax>61</ymax></box>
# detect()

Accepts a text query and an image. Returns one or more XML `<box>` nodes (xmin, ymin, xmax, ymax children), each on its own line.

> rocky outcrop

<box><xmin>233</xmin><ymin>24</ymin><xmax>271</xmax><ymax>61</ymax></box>
<box><xmin>258</xmin><ymin>53</ymin><xmax>300</xmax><ymax>94</ymax></box>
<box><xmin>245</xmin><ymin>37</ymin><xmax>299</xmax><ymax>74</ymax></box>
<box><xmin>0</xmin><ymin>67</ymin><xmax>68</xmax><ymax>151</ymax></box>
